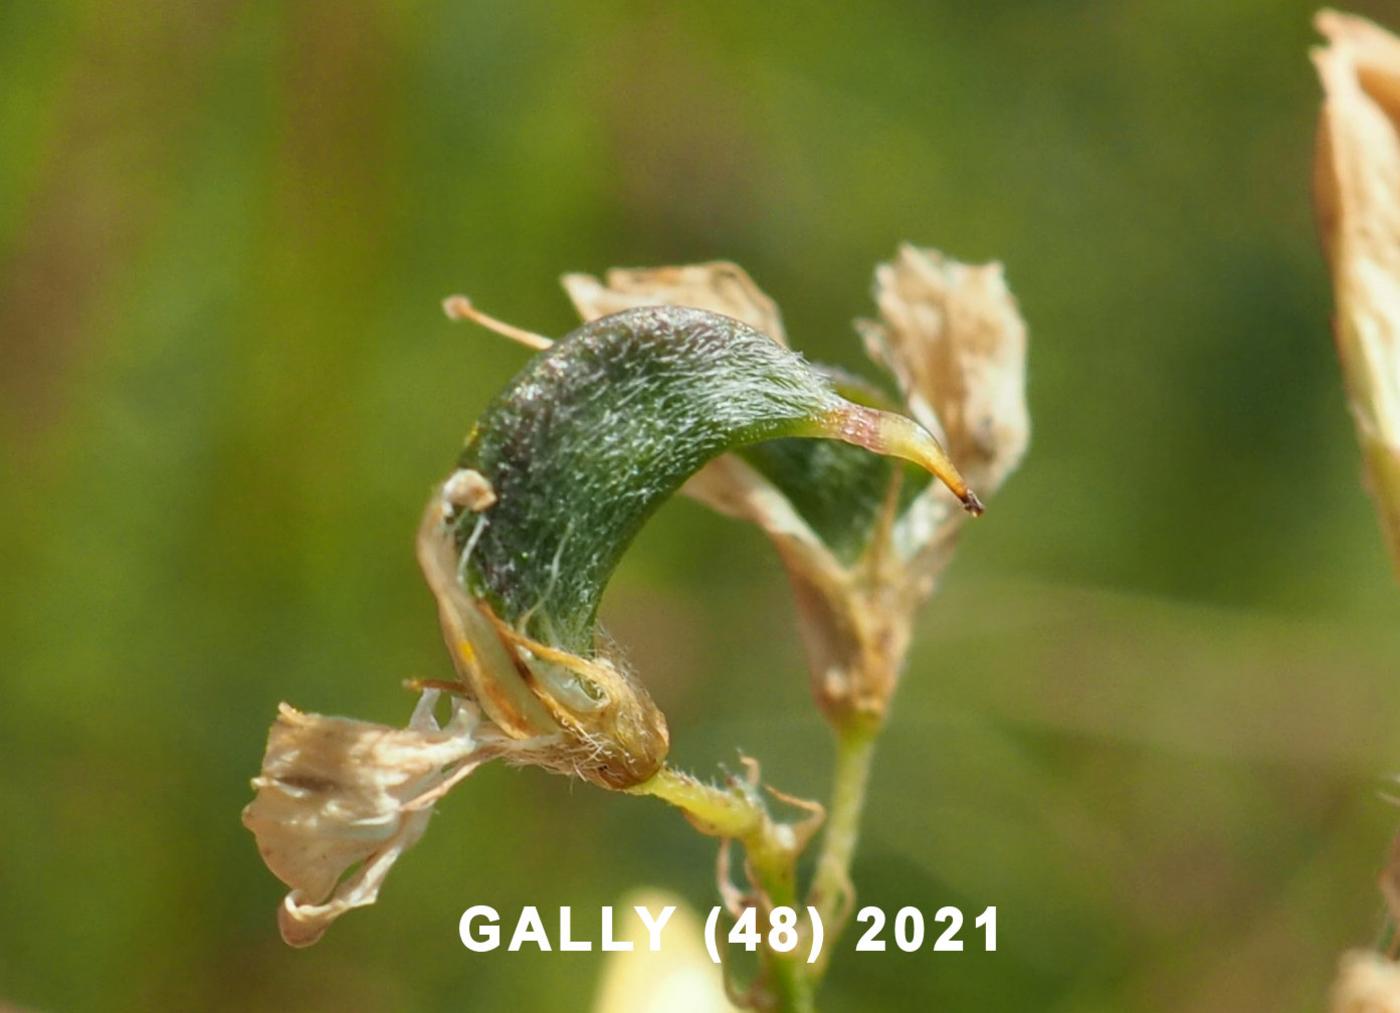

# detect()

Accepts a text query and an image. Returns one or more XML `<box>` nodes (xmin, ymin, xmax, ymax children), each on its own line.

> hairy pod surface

<box><xmin>456</xmin><ymin>305</ymin><xmax>974</xmax><ymax>651</ymax></box>
<box><xmin>459</xmin><ymin>307</ymin><xmax>839</xmax><ymax>649</ymax></box>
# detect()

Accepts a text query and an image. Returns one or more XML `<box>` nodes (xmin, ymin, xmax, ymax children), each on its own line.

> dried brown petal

<box><xmin>242</xmin><ymin>693</ymin><xmax>492</xmax><ymax>946</ymax></box>
<box><xmin>562</xmin><ymin>262</ymin><xmax>787</xmax><ymax>345</ymax></box>
<box><xmin>856</xmin><ymin>246</ymin><xmax>1029</xmax><ymax>597</ymax></box>
<box><xmin>1314</xmin><ymin>11</ymin><xmax>1400</xmax><ymax>575</ymax></box>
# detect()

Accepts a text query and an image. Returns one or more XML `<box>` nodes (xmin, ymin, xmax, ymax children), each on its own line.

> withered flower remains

<box><xmin>244</xmin><ymin>253</ymin><xmax>1000</xmax><ymax>945</ymax></box>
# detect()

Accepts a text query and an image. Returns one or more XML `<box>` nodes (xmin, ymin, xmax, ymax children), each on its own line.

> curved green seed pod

<box><xmin>455</xmin><ymin>305</ymin><xmax>979</xmax><ymax>651</ymax></box>
<box><xmin>429</xmin><ymin>305</ymin><xmax>979</xmax><ymax>788</ymax></box>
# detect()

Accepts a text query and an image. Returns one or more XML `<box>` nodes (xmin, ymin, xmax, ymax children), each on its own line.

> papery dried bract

<box><xmin>1314</xmin><ymin>10</ymin><xmax>1400</xmax><ymax>575</ymax></box>
<box><xmin>563</xmin><ymin>262</ymin><xmax>788</xmax><ymax>345</ymax></box>
<box><xmin>242</xmin><ymin>694</ymin><xmax>491</xmax><ymax>946</ymax></box>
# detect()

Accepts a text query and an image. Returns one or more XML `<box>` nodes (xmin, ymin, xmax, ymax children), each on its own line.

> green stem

<box><xmin>627</xmin><ymin>766</ymin><xmax>763</xmax><ymax>837</ymax></box>
<box><xmin>807</xmin><ymin>722</ymin><xmax>879</xmax><ymax>977</ymax></box>
<box><xmin>749</xmin><ymin>852</ymin><xmax>815</xmax><ymax>1013</ymax></box>
<box><xmin>630</xmin><ymin>767</ymin><xmax>815</xmax><ymax>1012</ymax></box>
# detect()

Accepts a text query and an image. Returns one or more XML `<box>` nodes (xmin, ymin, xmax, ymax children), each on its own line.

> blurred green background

<box><xmin>4</xmin><ymin>1</ymin><xmax>1400</xmax><ymax>1010</ymax></box>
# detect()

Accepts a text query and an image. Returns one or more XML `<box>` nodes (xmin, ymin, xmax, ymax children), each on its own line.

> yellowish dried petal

<box><xmin>562</xmin><ymin>262</ymin><xmax>788</xmax><ymax>345</ymax></box>
<box><xmin>422</xmin><ymin>480</ymin><xmax>669</xmax><ymax>788</ymax></box>
<box><xmin>1314</xmin><ymin>10</ymin><xmax>1400</xmax><ymax>575</ymax></box>
<box><xmin>242</xmin><ymin>694</ymin><xmax>489</xmax><ymax>946</ymax></box>
<box><xmin>1330</xmin><ymin>951</ymin><xmax>1400</xmax><ymax>1013</ymax></box>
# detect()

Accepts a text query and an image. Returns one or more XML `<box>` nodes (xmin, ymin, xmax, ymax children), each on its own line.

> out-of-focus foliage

<box><xmin>3</xmin><ymin>2</ymin><xmax>1400</xmax><ymax>1010</ymax></box>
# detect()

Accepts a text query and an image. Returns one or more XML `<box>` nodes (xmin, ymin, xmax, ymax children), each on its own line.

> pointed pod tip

<box><xmin>817</xmin><ymin>404</ymin><xmax>984</xmax><ymax>515</ymax></box>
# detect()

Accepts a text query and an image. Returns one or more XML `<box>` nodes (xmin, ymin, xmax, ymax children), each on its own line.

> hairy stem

<box><xmin>628</xmin><ymin>766</ymin><xmax>766</xmax><ymax>837</ymax></box>
<box><xmin>630</xmin><ymin>767</ymin><xmax>815</xmax><ymax>1012</ymax></box>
